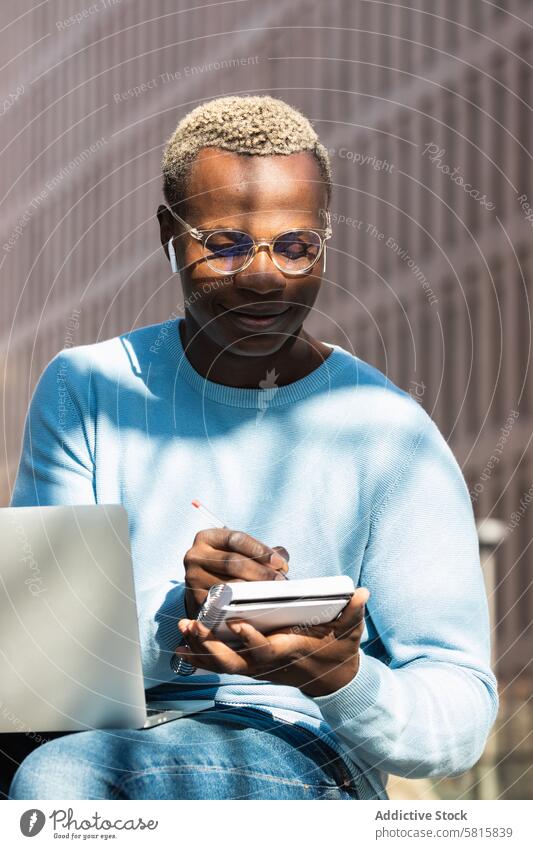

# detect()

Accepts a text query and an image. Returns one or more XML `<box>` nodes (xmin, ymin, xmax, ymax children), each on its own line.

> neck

<box><xmin>179</xmin><ymin>312</ymin><xmax>332</xmax><ymax>388</ymax></box>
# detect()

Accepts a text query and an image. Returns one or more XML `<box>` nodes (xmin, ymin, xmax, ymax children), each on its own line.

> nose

<box><xmin>232</xmin><ymin>244</ymin><xmax>286</xmax><ymax>295</ymax></box>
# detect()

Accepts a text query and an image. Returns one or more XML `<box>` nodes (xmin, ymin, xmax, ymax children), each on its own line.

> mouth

<box><xmin>218</xmin><ymin>304</ymin><xmax>292</xmax><ymax>329</ymax></box>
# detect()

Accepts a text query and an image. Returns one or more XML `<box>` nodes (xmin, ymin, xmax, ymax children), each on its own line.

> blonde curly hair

<box><xmin>161</xmin><ymin>94</ymin><xmax>332</xmax><ymax>212</ymax></box>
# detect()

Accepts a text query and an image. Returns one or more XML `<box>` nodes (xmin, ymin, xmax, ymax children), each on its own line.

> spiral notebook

<box><xmin>171</xmin><ymin>575</ymin><xmax>355</xmax><ymax>675</ymax></box>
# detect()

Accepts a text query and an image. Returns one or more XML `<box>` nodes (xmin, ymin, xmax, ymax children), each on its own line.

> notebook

<box><xmin>171</xmin><ymin>575</ymin><xmax>355</xmax><ymax>675</ymax></box>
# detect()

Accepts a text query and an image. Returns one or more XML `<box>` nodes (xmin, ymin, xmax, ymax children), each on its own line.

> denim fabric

<box><xmin>8</xmin><ymin>707</ymin><xmax>362</xmax><ymax>800</ymax></box>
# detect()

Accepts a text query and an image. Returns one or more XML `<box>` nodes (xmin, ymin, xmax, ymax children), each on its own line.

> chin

<box><xmin>202</xmin><ymin>307</ymin><xmax>305</xmax><ymax>356</ymax></box>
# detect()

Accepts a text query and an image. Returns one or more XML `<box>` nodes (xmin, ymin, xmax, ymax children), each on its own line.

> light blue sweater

<box><xmin>10</xmin><ymin>316</ymin><xmax>498</xmax><ymax>799</ymax></box>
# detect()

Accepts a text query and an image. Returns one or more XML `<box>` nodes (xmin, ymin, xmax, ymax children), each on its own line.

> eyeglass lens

<box><xmin>203</xmin><ymin>229</ymin><xmax>322</xmax><ymax>274</ymax></box>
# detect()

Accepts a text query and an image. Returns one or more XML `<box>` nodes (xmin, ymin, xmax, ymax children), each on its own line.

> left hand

<box><xmin>173</xmin><ymin>587</ymin><xmax>370</xmax><ymax>697</ymax></box>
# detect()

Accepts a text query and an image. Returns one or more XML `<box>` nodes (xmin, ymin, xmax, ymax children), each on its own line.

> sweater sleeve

<box><xmin>9</xmin><ymin>351</ymin><xmax>188</xmax><ymax>690</ymax></box>
<box><xmin>136</xmin><ymin>581</ymin><xmax>190</xmax><ymax>689</ymax></box>
<box><xmin>9</xmin><ymin>352</ymin><xmax>96</xmax><ymax>507</ymax></box>
<box><xmin>310</xmin><ymin>414</ymin><xmax>499</xmax><ymax>779</ymax></box>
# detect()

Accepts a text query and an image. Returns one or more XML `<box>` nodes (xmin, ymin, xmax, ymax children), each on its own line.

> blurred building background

<box><xmin>0</xmin><ymin>0</ymin><xmax>531</xmax><ymax>799</ymax></box>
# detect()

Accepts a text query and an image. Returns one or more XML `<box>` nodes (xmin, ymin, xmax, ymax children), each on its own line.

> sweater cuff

<box><xmin>154</xmin><ymin>582</ymin><xmax>189</xmax><ymax>652</ymax></box>
<box><xmin>309</xmin><ymin>648</ymin><xmax>383</xmax><ymax>718</ymax></box>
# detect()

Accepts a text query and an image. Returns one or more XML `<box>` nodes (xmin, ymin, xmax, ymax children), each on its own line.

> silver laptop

<box><xmin>0</xmin><ymin>504</ymin><xmax>213</xmax><ymax>733</ymax></box>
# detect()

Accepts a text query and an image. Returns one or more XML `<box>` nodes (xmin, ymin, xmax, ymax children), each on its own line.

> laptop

<box><xmin>0</xmin><ymin>503</ymin><xmax>214</xmax><ymax>733</ymax></box>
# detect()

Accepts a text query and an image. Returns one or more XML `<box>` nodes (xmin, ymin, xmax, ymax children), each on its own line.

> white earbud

<box><xmin>323</xmin><ymin>243</ymin><xmax>327</xmax><ymax>275</ymax></box>
<box><xmin>167</xmin><ymin>237</ymin><xmax>178</xmax><ymax>273</ymax></box>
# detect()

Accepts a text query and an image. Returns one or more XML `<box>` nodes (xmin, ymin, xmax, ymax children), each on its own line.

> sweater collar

<box><xmin>164</xmin><ymin>317</ymin><xmax>349</xmax><ymax>409</ymax></box>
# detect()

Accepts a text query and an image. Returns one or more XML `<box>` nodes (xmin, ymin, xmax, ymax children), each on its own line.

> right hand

<box><xmin>182</xmin><ymin>528</ymin><xmax>290</xmax><ymax>618</ymax></box>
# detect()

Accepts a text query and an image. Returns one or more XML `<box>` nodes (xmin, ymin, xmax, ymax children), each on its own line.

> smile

<box><xmin>219</xmin><ymin>305</ymin><xmax>291</xmax><ymax>329</ymax></box>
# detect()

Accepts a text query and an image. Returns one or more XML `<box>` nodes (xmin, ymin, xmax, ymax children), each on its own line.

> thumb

<box><xmin>334</xmin><ymin>587</ymin><xmax>369</xmax><ymax>635</ymax></box>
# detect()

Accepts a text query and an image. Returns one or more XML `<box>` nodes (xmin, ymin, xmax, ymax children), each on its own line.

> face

<box><xmin>157</xmin><ymin>147</ymin><xmax>329</xmax><ymax>358</ymax></box>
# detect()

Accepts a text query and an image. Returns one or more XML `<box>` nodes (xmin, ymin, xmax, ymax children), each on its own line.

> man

<box><xmin>9</xmin><ymin>95</ymin><xmax>498</xmax><ymax>800</ymax></box>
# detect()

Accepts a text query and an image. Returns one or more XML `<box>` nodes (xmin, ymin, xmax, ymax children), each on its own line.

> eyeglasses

<box><xmin>164</xmin><ymin>205</ymin><xmax>332</xmax><ymax>276</ymax></box>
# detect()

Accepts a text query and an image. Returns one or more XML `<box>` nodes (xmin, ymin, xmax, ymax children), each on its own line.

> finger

<box><xmin>227</xmin><ymin>620</ymin><xmax>270</xmax><ymax>648</ymax></box>
<box><xmin>186</xmin><ymin>548</ymin><xmax>284</xmax><ymax>584</ymax></box>
<box><xmin>187</xmin><ymin>619</ymin><xmax>218</xmax><ymax>642</ymax></box>
<box><xmin>226</xmin><ymin>621</ymin><xmax>276</xmax><ymax>665</ymax></box>
<box><xmin>172</xmin><ymin>646</ymin><xmax>238</xmax><ymax>675</ymax></box>
<box><xmin>176</xmin><ymin>624</ymin><xmax>224</xmax><ymax>660</ymax></box>
<box><xmin>183</xmin><ymin>565</ymin><xmax>245</xmax><ymax>596</ymax></box>
<box><xmin>194</xmin><ymin>528</ymin><xmax>289</xmax><ymax>570</ymax></box>
<box><xmin>185</xmin><ymin>618</ymin><xmax>239</xmax><ymax>651</ymax></box>
<box><xmin>179</xmin><ymin>621</ymin><xmax>248</xmax><ymax>674</ymax></box>
<box><xmin>186</xmin><ymin>618</ymin><xmax>276</xmax><ymax>671</ymax></box>
<box><xmin>271</xmin><ymin>546</ymin><xmax>290</xmax><ymax>572</ymax></box>
<box><xmin>333</xmin><ymin>588</ymin><xmax>369</xmax><ymax>636</ymax></box>
<box><xmin>227</xmin><ymin>622</ymin><xmax>292</xmax><ymax>677</ymax></box>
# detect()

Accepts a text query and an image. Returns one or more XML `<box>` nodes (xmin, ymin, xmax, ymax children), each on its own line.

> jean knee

<box><xmin>9</xmin><ymin>735</ymin><xmax>110</xmax><ymax>800</ymax></box>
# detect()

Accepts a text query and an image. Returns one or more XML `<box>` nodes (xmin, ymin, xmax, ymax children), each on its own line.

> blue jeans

<box><xmin>8</xmin><ymin>706</ymin><xmax>361</xmax><ymax>800</ymax></box>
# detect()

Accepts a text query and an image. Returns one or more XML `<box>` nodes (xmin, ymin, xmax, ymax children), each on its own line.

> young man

<box><xmin>9</xmin><ymin>95</ymin><xmax>498</xmax><ymax>800</ymax></box>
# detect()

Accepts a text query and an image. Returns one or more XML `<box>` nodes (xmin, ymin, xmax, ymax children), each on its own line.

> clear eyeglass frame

<box><xmin>164</xmin><ymin>204</ymin><xmax>332</xmax><ymax>276</ymax></box>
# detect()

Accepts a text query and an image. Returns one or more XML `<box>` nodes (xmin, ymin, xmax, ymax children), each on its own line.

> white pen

<box><xmin>191</xmin><ymin>499</ymin><xmax>289</xmax><ymax>578</ymax></box>
<box><xmin>171</xmin><ymin>499</ymin><xmax>229</xmax><ymax>676</ymax></box>
<box><xmin>190</xmin><ymin>499</ymin><xmax>227</xmax><ymax>529</ymax></box>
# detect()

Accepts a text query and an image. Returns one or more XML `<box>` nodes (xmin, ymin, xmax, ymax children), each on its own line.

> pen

<box><xmin>190</xmin><ymin>499</ymin><xmax>289</xmax><ymax>578</ymax></box>
<box><xmin>172</xmin><ymin>498</ymin><xmax>229</xmax><ymax>675</ymax></box>
<box><xmin>171</xmin><ymin>499</ymin><xmax>290</xmax><ymax>676</ymax></box>
<box><xmin>190</xmin><ymin>499</ymin><xmax>227</xmax><ymax>529</ymax></box>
